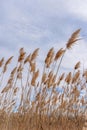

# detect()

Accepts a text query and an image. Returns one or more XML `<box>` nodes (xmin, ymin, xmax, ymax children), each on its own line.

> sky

<box><xmin>0</xmin><ymin>0</ymin><xmax>87</xmax><ymax>71</ymax></box>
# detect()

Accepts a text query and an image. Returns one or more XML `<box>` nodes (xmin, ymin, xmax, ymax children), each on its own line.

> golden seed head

<box><xmin>0</xmin><ymin>57</ymin><xmax>4</xmax><ymax>67</ymax></box>
<box><xmin>54</xmin><ymin>48</ymin><xmax>65</xmax><ymax>61</ymax></box>
<box><xmin>31</xmin><ymin>48</ymin><xmax>39</xmax><ymax>61</ymax></box>
<box><xmin>66</xmin><ymin>29</ymin><xmax>81</xmax><ymax>49</ymax></box>
<box><xmin>74</xmin><ymin>61</ymin><xmax>80</xmax><ymax>70</ymax></box>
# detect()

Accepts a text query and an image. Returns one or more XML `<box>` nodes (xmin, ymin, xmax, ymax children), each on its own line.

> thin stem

<box><xmin>55</xmin><ymin>52</ymin><xmax>65</xmax><ymax>79</ymax></box>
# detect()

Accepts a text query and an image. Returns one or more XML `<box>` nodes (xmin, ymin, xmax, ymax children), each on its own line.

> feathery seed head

<box><xmin>66</xmin><ymin>29</ymin><xmax>81</xmax><ymax>49</ymax></box>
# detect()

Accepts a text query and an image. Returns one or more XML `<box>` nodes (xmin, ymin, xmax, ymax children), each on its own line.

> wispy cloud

<box><xmin>0</xmin><ymin>0</ymin><xmax>87</xmax><ymax>70</ymax></box>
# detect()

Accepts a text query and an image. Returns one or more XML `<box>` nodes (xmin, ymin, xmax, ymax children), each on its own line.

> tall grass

<box><xmin>0</xmin><ymin>29</ymin><xmax>86</xmax><ymax>130</ymax></box>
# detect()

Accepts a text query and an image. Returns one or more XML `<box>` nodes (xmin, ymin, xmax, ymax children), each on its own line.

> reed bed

<box><xmin>0</xmin><ymin>29</ymin><xmax>86</xmax><ymax>130</ymax></box>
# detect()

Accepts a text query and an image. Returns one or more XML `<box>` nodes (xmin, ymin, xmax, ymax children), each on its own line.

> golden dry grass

<box><xmin>0</xmin><ymin>29</ymin><xmax>86</xmax><ymax>130</ymax></box>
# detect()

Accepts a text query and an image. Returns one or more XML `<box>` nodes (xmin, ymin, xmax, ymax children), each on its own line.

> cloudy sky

<box><xmin>0</xmin><ymin>0</ymin><xmax>87</xmax><ymax>71</ymax></box>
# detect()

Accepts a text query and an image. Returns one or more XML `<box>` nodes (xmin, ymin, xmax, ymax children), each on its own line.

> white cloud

<box><xmin>0</xmin><ymin>0</ymin><xmax>87</xmax><ymax>72</ymax></box>
<box><xmin>65</xmin><ymin>0</ymin><xmax>87</xmax><ymax>21</ymax></box>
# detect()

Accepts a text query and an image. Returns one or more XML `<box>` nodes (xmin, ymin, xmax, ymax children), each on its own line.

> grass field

<box><xmin>0</xmin><ymin>29</ymin><xmax>87</xmax><ymax>130</ymax></box>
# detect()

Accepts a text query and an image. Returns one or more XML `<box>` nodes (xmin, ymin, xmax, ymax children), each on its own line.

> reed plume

<box><xmin>66</xmin><ymin>29</ymin><xmax>81</xmax><ymax>49</ymax></box>
<box><xmin>0</xmin><ymin>29</ymin><xmax>86</xmax><ymax>130</ymax></box>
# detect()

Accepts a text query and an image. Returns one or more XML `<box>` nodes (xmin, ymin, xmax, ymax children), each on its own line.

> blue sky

<box><xmin>0</xmin><ymin>0</ymin><xmax>87</xmax><ymax>71</ymax></box>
